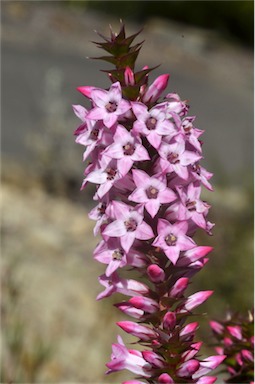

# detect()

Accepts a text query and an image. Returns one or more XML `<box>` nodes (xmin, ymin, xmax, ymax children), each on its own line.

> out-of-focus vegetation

<box><xmin>1</xmin><ymin>258</ymin><xmax>54</xmax><ymax>383</ymax></box>
<box><xmin>67</xmin><ymin>0</ymin><xmax>253</xmax><ymax>47</ymax></box>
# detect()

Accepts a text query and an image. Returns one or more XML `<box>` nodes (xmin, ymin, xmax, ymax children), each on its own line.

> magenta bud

<box><xmin>117</xmin><ymin>321</ymin><xmax>158</xmax><ymax>341</ymax></box>
<box><xmin>169</xmin><ymin>277</ymin><xmax>189</xmax><ymax>297</ymax></box>
<box><xmin>224</xmin><ymin>337</ymin><xmax>233</xmax><ymax>347</ymax></box>
<box><xmin>209</xmin><ymin>320</ymin><xmax>224</xmax><ymax>335</ymax></box>
<box><xmin>124</xmin><ymin>66</ymin><xmax>135</xmax><ymax>86</ymax></box>
<box><xmin>147</xmin><ymin>264</ymin><xmax>165</xmax><ymax>283</ymax></box>
<box><xmin>227</xmin><ymin>325</ymin><xmax>242</xmax><ymax>340</ymax></box>
<box><xmin>143</xmin><ymin>74</ymin><xmax>170</xmax><ymax>103</ymax></box>
<box><xmin>142</xmin><ymin>351</ymin><xmax>165</xmax><ymax>368</ymax></box>
<box><xmin>184</xmin><ymin>290</ymin><xmax>213</xmax><ymax>311</ymax></box>
<box><xmin>76</xmin><ymin>85</ymin><xmax>95</xmax><ymax>98</ymax></box>
<box><xmin>128</xmin><ymin>296</ymin><xmax>159</xmax><ymax>314</ymax></box>
<box><xmin>122</xmin><ymin>381</ymin><xmax>145</xmax><ymax>384</ymax></box>
<box><xmin>158</xmin><ymin>373</ymin><xmax>174</xmax><ymax>383</ymax></box>
<box><xmin>180</xmin><ymin>322</ymin><xmax>199</xmax><ymax>340</ymax></box>
<box><xmin>196</xmin><ymin>377</ymin><xmax>217</xmax><ymax>384</ymax></box>
<box><xmin>162</xmin><ymin>312</ymin><xmax>176</xmax><ymax>331</ymax></box>
<box><xmin>115</xmin><ymin>303</ymin><xmax>144</xmax><ymax>319</ymax></box>
<box><xmin>177</xmin><ymin>359</ymin><xmax>200</xmax><ymax>378</ymax></box>
<box><xmin>241</xmin><ymin>349</ymin><xmax>254</xmax><ymax>362</ymax></box>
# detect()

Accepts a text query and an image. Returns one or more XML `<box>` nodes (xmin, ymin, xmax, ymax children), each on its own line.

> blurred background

<box><xmin>1</xmin><ymin>1</ymin><xmax>253</xmax><ymax>382</ymax></box>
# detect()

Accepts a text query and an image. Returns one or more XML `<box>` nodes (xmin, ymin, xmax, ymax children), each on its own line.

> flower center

<box><xmin>112</xmin><ymin>249</ymin><xmax>124</xmax><ymax>260</ymax></box>
<box><xmin>146</xmin><ymin>116</ymin><xmax>157</xmax><ymax>130</ymax></box>
<box><xmin>168</xmin><ymin>152</ymin><xmax>179</xmax><ymax>164</ymax></box>
<box><xmin>124</xmin><ymin>218</ymin><xmax>137</xmax><ymax>232</ymax></box>
<box><xmin>183</xmin><ymin>122</ymin><xmax>193</xmax><ymax>134</ymax></box>
<box><xmin>97</xmin><ymin>202</ymin><xmax>106</xmax><ymax>216</ymax></box>
<box><xmin>165</xmin><ymin>233</ymin><xmax>177</xmax><ymax>246</ymax></box>
<box><xmin>106</xmin><ymin>167</ymin><xmax>117</xmax><ymax>180</ymax></box>
<box><xmin>105</xmin><ymin>101</ymin><xmax>118</xmax><ymax>113</ymax></box>
<box><xmin>123</xmin><ymin>142</ymin><xmax>135</xmax><ymax>156</ymax></box>
<box><xmin>186</xmin><ymin>200</ymin><xmax>196</xmax><ymax>211</ymax></box>
<box><xmin>89</xmin><ymin>127</ymin><xmax>100</xmax><ymax>141</ymax></box>
<box><xmin>191</xmin><ymin>163</ymin><xmax>201</xmax><ymax>175</ymax></box>
<box><xmin>146</xmin><ymin>186</ymin><xmax>159</xmax><ymax>199</ymax></box>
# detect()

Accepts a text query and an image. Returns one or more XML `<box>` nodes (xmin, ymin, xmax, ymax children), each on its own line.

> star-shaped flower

<box><xmin>86</xmin><ymin>82</ymin><xmax>131</xmax><ymax>128</ymax></box>
<box><xmin>152</xmin><ymin>219</ymin><xmax>196</xmax><ymax>264</ymax></box>
<box><xmin>128</xmin><ymin>169</ymin><xmax>176</xmax><ymax>218</ymax></box>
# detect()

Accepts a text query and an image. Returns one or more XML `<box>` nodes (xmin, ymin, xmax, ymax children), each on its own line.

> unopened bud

<box><xmin>147</xmin><ymin>264</ymin><xmax>165</xmax><ymax>283</ymax></box>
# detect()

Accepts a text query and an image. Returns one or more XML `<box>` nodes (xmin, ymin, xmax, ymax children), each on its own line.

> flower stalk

<box><xmin>73</xmin><ymin>23</ymin><xmax>225</xmax><ymax>383</ymax></box>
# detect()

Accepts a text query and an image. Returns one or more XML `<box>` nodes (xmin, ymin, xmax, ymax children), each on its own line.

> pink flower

<box><xmin>84</xmin><ymin>159</ymin><xmax>122</xmax><ymax>199</ymax></box>
<box><xmin>86</xmin><ymin>82</ymin><xmax>131</xmax><ymax>128</ymax></box>
<box><xmin>180</xmin><ymin>116</ymin><xmax>204</xmax><ymax>152</ymax></box>
<box><xmin>103</xmin><ymin>201</ymin><xmax>154</xmax><ymax>252</ymax></box>
<box><xmin>166</xmin><ymin>182</ymin><xmax>210</xmax><ymax>231</ymax></box>
<box><xmin>106</xmin><ymin>335</ymin><xmax>152</xmax><ymax>377</ymax></box>
<box><xmin>159</xmin><ymin>136</ymin><xmax>201</xmax><ymax>180</ymax></box>
<box><xmin>94</xmin><ymin>238</ymin><xmax>147</xmax><ymax>276</ymax></box>
<box><xmin>152</xmin><ymin>219</ymin><xmax>196</xmax><ymax>264</ymax></box>
<box><xmin>101</xmin><ymin>125</ymin><xmax>150</xmax><ymax>176</ymax></box>
<box><xmin>132</xmin><ymin>102</ymin><xmax>176</xmax><ymax>149</ymax></box>
<box><xmin>97</xmin><ymin>272</ymin><xmax>149</xmax><ymax>300</ymax></box>
<box><xmin>128</xmin><ymin>170</ymin><xmax>176</xmax><ymax>218</ymax></box>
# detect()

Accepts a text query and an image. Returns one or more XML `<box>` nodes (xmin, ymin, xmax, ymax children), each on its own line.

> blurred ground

<box><xmin>1</xmin><ymin>2</ymin><xmax>253</xmax><ymax>383</ymax></box>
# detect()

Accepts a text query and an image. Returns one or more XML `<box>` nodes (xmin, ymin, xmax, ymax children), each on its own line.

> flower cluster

<box><xmin>210</xmin><ymin>312</ymin><xmax>254</xmax><ymax>383</ymax></box>
<box><xmin>74</xmin><ymin>24</ymin><xmax>225</xmax><ymax>383</ymax></box>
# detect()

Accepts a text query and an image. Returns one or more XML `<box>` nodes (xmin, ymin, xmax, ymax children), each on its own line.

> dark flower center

<box><xmin>146</xmin><ymin>116</ymin><xmax>157</xmax><ymax>130</ymax></box>
<box><xmin>106</xmin><ymin>167</ymin><xmax>117</xmax><ymax>180</ymax></box>
<box><xmin>105</xmin><ymin>101</ymin><xmax>118</xmax><ymax>113</ymax></box>
<box><xmin>168</xmin><ymin>152</ymin><xmax>179</xmax><ymax>164</ymax></box>
<box><xmin>146</xmin><ymin>186</ymin><xmax>159</xmax><ymax>199</ymax></box>
<box><xmin>97</xmin><ymin>203</ymin><xmax>106</xmax><ymax>216</ymax></box>
<box><xmin>183</xmin><ymin>122</ymin><xmax>193</xmax><ymax>134</ymax></box>
<box><xmin>186</xmin><ymin>200</ymin><xmax>196</xmax><ymax>211</ymax></box>
<box><xmin>165</xmin><ymin>233</ymin><xmax>177</xmax><ymax>246</ymax></box>
<box><xmin>112</xmin><ymin>249</ymin><xmax>124</xmax><ymax>260</ymax></box>
<box><xmin>89</xmin><ymin>127</ymin><xmax>100</xmax><ymax>141</ymax></box>
<box><xmin>191</xmin><ymin>163</ymin><xmax>201</xmax><ymax>175</ymax></box>
<box><xmin>123</xmin><ymin>142</ymin><xmax>135</xmax><ymax>156</ymax></box>
<box><xmin>124</xmin><ymin>218</ymin><xmax>137</xmax><ymax>232</ymax></box>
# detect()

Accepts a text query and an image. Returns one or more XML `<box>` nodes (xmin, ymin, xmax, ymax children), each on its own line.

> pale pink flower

<box><xmin>103</xmin><ymin>201</ymin><xmax>154</xmax><ymax>253</ymax></box>
<box><xmin>97</xmin><ymin>272</ymin><xmax>149</xmax><ymax>300</ymax></box>
<box><xmin>132</xmin><ymin>102</ymin><xmax>176</xmax><ymax>149</ymax></box>
<box><xmin>106</xmin><ymin>335</ymin><xmax>152</xmax><ymax>377</ymax></box>
<box><xmin>152</xmin><ymin>219</ymin><xmax>196</xmax><ymax>264</ymax></box>
<box><xmin>128</xmin><ymin>169</ymin><xmax>176</xmax><ymax>218</ymax></box>
<box><xmin>165</xmin><ymin>182</ymin><xmax>210</xmax><ymax>231</ymax></box>
<box><xmin>86</xmin><ymin>82</ymin><xmax>131</xmax><ymax>128</ymax></box>
<box><xmin>84</xmin><ymin>159</ymin><xmax>121</xmax><ymax>199</ymax></box>
<box><xmin>159</xmin><ymin>136</ymin><xmax>201</xmax><ymax>180</ymax></box>
<box><xmin>94</xmin><ymin>238</ymin><xmax>147</xmax><ymax>276</ymax></box>
<box><xmin>101</xmin><ymin>125</ymin><xmax>150</xmax><ymax>176</ymax></box>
